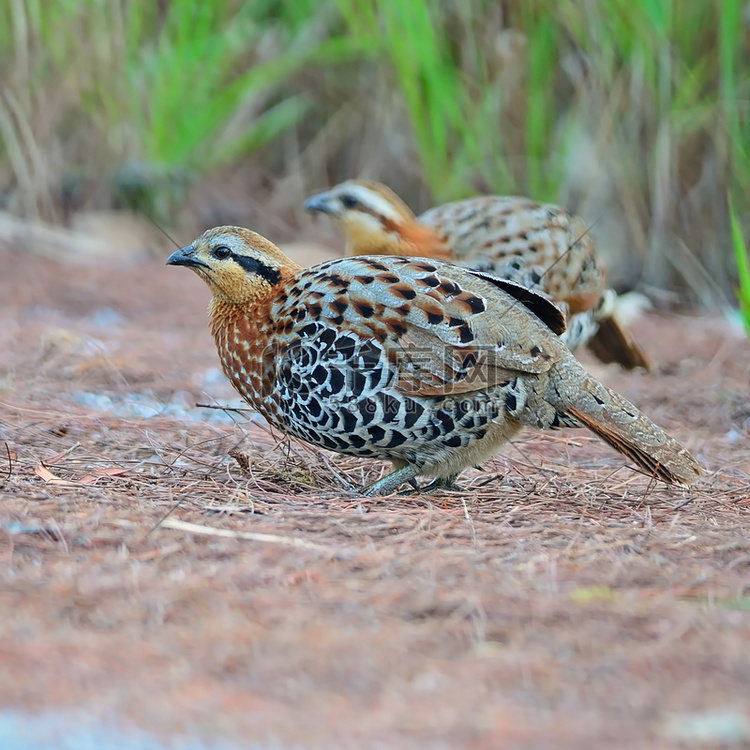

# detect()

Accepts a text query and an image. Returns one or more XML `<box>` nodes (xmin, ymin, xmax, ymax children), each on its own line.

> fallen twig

<box><xmin>196</xmin><ymin>402</ymin><xmax>255</xmax><ymax>413</ymax></box>
<box><xmin>160</xmin><ymin>517</ymin><xmax>341</xmax><ymax>553</ymax></box>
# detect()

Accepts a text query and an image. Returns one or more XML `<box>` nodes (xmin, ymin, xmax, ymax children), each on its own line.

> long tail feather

<box><xmin>563</xmin><ymin>365</ymin><xmax>703</xmax><ymax>485</ymax></box>
<box><xmin>567</xmin><ymin>402</ymin><xmax>701</xmax><ymax>484</ymax></box>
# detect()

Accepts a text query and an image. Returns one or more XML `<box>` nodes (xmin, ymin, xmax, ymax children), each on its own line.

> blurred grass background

<box><xmin>0</xmin><ymin>0</ymin><xmax>748</xmax><ymax>317</ymax></box>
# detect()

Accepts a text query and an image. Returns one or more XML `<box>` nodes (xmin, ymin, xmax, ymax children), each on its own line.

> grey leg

<box><xmin>362</xmin><ymin>465</ymin><xmax>419</xmax><ymax>496</ymax></box>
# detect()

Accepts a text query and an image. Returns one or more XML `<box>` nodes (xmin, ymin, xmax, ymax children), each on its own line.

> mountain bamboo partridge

<box><xmin>167</xmin><ymin>226</ymin><xmax>700</xmax><ymax>495</ymax></box>
<box><xmin>304</xmin><ymin>180</ymin><xmax>649</xmax><ymax>371</ymax></box>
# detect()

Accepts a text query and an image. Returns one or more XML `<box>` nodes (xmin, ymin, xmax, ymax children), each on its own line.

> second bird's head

<box><xmin>304</xmin><ymin>180</ymin><xmax>421</xmax><ymax>256</ymax></box>
<box><xmin>166</xmin><ymin>226</ymin><xmax>292</xmax><ymax>304</ymax></box>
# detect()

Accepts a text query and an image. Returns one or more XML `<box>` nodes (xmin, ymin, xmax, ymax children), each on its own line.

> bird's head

<box><xmin>304</xmin><ymin>179</ymin><xmax>447</xmax><ymax>258</ymax></box>
<box><xmin>166</xmin><ymin>226</ymin><xmax>297</xmax><ymax>305</ymax></box>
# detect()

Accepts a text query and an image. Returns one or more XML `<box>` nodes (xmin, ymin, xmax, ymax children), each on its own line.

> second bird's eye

<box><xmin>212</xmin><ymin>246</ymin><xmax>231</xmax><ymax>260</ymax></box>
<box><xmin>341</xmin><ymin>195</ymin><xmax>359</xmax><ymax>209</ymax></box>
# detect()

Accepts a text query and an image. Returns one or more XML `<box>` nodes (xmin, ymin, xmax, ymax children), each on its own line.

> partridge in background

<box><xmin>304</xmin><ymin>180</ymin><xmax>649</xmax><ymax>371</ymax></box>
<box><xmin>167</xmin><ymin>225</ymin><xmax>700</xmax><ymax>496</ymax></box>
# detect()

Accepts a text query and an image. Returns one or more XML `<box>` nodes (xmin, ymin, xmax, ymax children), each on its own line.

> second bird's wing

<box><xmin>418</xmin><ymin>196</ymin><xmax>607</xmax><ymax>314</ymax></box>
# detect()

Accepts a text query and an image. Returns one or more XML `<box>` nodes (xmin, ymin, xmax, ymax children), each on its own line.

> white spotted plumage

<box><xmin>167</xmin><ymin>226</ymin><xmax>701</xmax><ymax>493</ymax></box>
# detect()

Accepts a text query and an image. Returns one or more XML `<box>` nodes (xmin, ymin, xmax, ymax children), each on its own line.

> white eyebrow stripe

<box><xmin>345</xmin><ymin>185</ymin><xmax>405</xmax><ymax>222</ymax></box>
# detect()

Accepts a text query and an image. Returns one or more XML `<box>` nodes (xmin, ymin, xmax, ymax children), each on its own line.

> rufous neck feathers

<box><xmin>344</xmin><ymin>217</ymin><xmax>451</xmax><ymax>260</ymax></box>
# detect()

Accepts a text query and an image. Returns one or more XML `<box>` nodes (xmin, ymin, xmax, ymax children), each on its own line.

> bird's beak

<box><xmin>303</xmin><ymin>192</ymin><xmax>334</xmax><ymax>215</ymax></box>
<box><xmin>166</xmin><ymin>245</ymin><xmax>209</xmax><ymax>270</ymax></box>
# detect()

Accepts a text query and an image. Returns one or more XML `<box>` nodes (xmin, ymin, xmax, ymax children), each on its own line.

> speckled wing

<box><xmin>418</xmin><ymin>196</ymin><xmax>607</xmax><ymax>315</ymax></box>
<box><xmin>271</xmin><ymin>256</ymin><xmax>568</xmax><ymax>406</ymax></box>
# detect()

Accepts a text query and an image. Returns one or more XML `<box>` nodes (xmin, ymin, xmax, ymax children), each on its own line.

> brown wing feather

<box><xmin>371</xmin><ymin>262</ymin><xmax>568</xmax><ymax>398</ymax></box>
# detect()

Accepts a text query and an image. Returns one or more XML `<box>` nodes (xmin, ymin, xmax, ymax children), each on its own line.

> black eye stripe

<box><xmin>232</xmin><ymin>252</ymin><xmax>281</xmax><ymax>285</ymax></box>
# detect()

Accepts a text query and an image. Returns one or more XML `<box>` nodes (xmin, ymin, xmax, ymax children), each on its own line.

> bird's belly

<box><xmin>263</xmin><ymin>384</ymin><xmax>521</xmax><ymax>477</ymax></box>
<box><xmin>218</xmin><ymin>318</ymin><xmax>528</xmax><ymax>477</ymax></box>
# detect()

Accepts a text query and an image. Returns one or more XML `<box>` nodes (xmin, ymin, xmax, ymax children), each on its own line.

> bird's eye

<box><xmin>341</xmin><ymin>195</ymin><xmax>359</xmax><ymax>209</ymax></box>
<box><xmin>212</xmin><ymin>246</ymin><xmax>231</xmax><ymax>260</ymax></box>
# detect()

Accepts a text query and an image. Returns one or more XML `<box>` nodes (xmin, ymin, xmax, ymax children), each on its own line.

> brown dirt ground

<box><xmin>1</xmin><ymin>238</ymin><xmax>749</xmax><ymax>749</ymax></box>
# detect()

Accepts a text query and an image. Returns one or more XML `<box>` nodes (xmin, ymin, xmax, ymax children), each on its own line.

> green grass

<box><xmin>98</xmin><ymin>2</ymin><xmax>315</xmax><ymax>172</ymax></box>
<box><xmin>0</xmin><ymin>0</ymin><xmax>358</xmax><ymax>215</ymax></box>
<box><xmin>729</xmin><ymin>194</ymin><xmax>750</xmax><ymax>337</ymax></box>
<box><xmin>0</xmin><ymin>0</ymin><xmax>748</xmax><ymax>308</ymax></box>
<box><xmin>332</xmin><ymin>0</ymin><xmax>508</xmax><ymax>200</ymax></box>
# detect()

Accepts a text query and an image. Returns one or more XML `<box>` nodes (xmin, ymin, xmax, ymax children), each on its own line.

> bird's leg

<box><xmin>362</xmin><ymin>465</ymin><xmax>419</xmax><ymax>497</ymax></box>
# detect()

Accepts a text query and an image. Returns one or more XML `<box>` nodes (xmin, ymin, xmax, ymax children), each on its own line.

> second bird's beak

<box><xmin>303</xmin><ymin>192</ymin><xmax>334</xmax><ymax>215</ymax></box>
<box><xmin>166</xmin><ymin>245</ymin><xmax>209</xmax><ymax>270</ymax></box>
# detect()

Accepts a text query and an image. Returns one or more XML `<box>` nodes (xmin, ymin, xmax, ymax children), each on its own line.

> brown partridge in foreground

<box><xmin>167</xmin><ymin>225</ymin><xmax>700</xmax><ymax>495</ymax></box>
<box><xmin>304</xmin><ymin>180</ymin><xmax>649</xmax><ymax>371</ymax></box>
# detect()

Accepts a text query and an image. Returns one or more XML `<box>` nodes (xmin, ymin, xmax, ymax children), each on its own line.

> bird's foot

<box><xmin>394</xmin><ymin>474</ymin><xmax>464</xmax><ymax>495</ymax></box>
<box><xmin>416</xmin><ymin>474</ymin><xmax>464</xmax><ymax>494</ymax></box>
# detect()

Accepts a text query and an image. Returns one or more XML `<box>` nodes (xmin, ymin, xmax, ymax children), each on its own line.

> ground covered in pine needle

<box><xmin>1</xmin><ymin>241</ymin><xmax>749</xmax><ymax>749</ymax></box>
